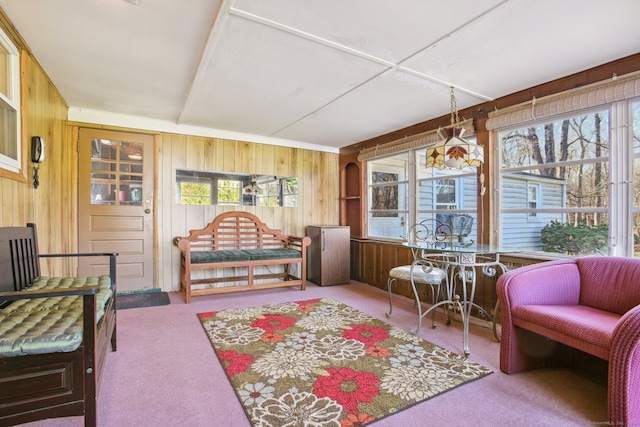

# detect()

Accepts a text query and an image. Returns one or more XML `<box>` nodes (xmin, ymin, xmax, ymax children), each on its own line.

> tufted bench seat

<box><xmin>0</xmin><ymin>276</ymin><xmax>112</xmax><ymax>357</ymax></box>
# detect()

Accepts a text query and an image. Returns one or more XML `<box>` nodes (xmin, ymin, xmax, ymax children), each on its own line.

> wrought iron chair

<box><xmin>386</xmin><ymin>218</ymin><xmax>454</xmax><ymax>331</ymax></box>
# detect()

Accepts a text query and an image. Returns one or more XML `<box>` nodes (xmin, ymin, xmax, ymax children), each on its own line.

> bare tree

<box><xmin>559</xmin><ymin>120</ymin><xmax>569</xmax><ymax>179</ymax></box>
<box><xmin>543</xmin><ymin>124</ymin><xmax>556</xmax><ymax>177</ymax></box>
<box><xmin>527</xmin><ymin>127</ymin><xmax>544</xmax><ymax>167</ymax></box>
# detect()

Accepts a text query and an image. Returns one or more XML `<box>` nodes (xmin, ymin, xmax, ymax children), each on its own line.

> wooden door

<box><xmin>78</xmin><ymin>128</ymin><xmax>155</xmax><ymax>292</ymax></box>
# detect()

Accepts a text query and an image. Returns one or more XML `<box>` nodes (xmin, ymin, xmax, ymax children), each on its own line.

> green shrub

<box><xmin>540</xmin><ymin>221</ymin><xmax>608</xmax><ymax>255</ymax></box>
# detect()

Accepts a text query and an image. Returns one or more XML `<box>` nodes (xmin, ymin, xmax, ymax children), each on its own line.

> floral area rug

<box><xmin>197</xmin><ymin>297</ymin><xmax>492</xmax><ymax>427</ymax></box>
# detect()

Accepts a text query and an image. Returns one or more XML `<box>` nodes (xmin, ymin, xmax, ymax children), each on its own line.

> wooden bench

<box><xmin>173</xmin><ymin>211</ymin><xmax>311</xmax><ymax>303</ymax></box>
<box><xmin>0</xmin><ymin>224</ymin><xmax>117</xmax><ymax>427</ymax></box>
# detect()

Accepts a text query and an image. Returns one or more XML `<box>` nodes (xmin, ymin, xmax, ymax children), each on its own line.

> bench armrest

<box><xmin>0</xmin><ymin>284</ymin><xmax>100</xmax><ymax>302</ymax></box>
<box><xmin>40</xmin><ymin>252</ymin><xmax>118</xmax><ymax>286</ymax></box>
<box><xmin>287</xmin><ymin>236</ymin><xmax>311</xmax><ymax>247</ymax></box>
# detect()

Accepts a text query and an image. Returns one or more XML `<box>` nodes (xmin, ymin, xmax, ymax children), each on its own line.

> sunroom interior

<box><xmin>2</xmin><ymin>1</ymin><xmax>640</xmax><ymax>426</ymax></box>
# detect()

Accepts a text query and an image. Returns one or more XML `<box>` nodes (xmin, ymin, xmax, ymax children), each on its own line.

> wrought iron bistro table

<box><xmin>402</xmin><ymin>242</ymin><xmax>520</xmax><ymax>356</ymax></box>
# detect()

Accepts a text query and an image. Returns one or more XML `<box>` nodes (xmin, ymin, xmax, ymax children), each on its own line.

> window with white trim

<box><xmin>0</xmin><ymin>28</ymin><xmax>20</xmax><ymax>173</ymax></box>
<box><xmin>365</xmin><ymin>142</ymin><xmax>479</xmax><ymax>240</ymax></box>
<box><xmin>490</xmin><ymin>72</ymin><xmax>640</xmax><ymax>257</ymax></box>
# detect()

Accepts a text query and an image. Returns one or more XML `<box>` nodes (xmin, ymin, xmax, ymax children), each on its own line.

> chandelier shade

<box><xmin>243</xmin><ymin>180</ymin><xmax>262</xmax><ymax>195</ymax></box>
<box><xmin>426</xmin><ymin>87</ymin><xmax>484</xmax><ymax>170</ymax></box>
<box><xmin>425</xmin><ymin>132</ymin><xmax>484</xmax><ymax>169</ymax></box>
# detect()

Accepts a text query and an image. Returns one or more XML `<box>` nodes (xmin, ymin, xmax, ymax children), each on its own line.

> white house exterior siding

<box><xmin>501</xmin><ymin>173</ymin><xmax>565</xmax><ymax>249</ymax></box>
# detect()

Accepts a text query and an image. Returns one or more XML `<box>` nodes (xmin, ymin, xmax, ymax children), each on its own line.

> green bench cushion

<box><xmin>190</xmin><ymin>248</ymin><xmax>301</xmax><ymax>264</ymax></box>
<box><xmin>242</xmin><ymin>248</ymin><xmax>301</xmax><ymax>260</ymax></box>
<box><xmin>0</xmin><ymin>306</ymin><xmax>84</xmax><ymax>357</ymax></box>
<box><xmin>0</xmin><ymin>276</ymin><xmax>112</xmax><ymax>357</ymax></box>
<box><xmin>190</xmin><ymin>250</ymin><xmax>250</xmax><ymax>264</ymax></box>
<box><xmin>7</xmin><ymin>276</ymin><xmax>113</xmax><ymax>321</ymax></box>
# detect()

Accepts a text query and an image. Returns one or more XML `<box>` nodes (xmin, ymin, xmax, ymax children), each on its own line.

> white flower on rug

<box><xmin>201</xmin><ymin>319</ymin><xmax>227</xmax><ymax>332</ymax></box>
<box><xmin>305</xmin><ymin>335</ymin><xmax>366</xmax><ymax>361</ymax></box>
<box><xmin>296</xmin><ymin>313</ymin><xmax>345</xmax><ymax>332</ymax></box>
<box><xmin>253</xmin><ymin>348</ymin><xmax>322</xmax><ymax>379</ymax></box>
<box><xmin>262</xmin><ymin>302</ymin><xmax>300</xmax><ymax>313</ymax></box>
<box><xmin>207</xmin><ymin>323</ymin><xmax>264</xmax><ymax>345</ymax></box>
<box><xmin>251</xmin><ymin>391</ymin><xmax>341</xmax><ymax>427</ymax></box>
<box><xmin>215</xmin><ymin>306</ymin><xmax>271</xmax><ymax>321</ymax></box>
<box><xmin>379</xmin><ymin>366</ymin><xmax>451</xmax><ymax>401</ymax></box>
<box><xmin>424</xmin><ymin>347</ymin><xmax>492</xmax><ymax>379</ymax></box>
<box><xmin>237</xmin><ymin>382</ymin><xmax>275</xmax><ymax>406</ymax></box>
<box><xmin>388</xmin><ymin>327</ymin><xmax>421</xmax><ymax>344</ymax></box>
<box><xmin>336</xmin><ymin>306</ymin><xmax>375</xmax><ymax>323</ymax></box>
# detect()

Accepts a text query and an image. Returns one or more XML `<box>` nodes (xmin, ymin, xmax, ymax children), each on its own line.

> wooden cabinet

<box><xmin>306</xmin><ymin>226</ymin><xmax>350</xmax><ymax>286</ymax></box>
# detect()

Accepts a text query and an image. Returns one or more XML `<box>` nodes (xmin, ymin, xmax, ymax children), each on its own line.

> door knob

<box><xmin>145</xmin><ymin>209</ymin><xmax>151</xmax><ymax>214</ymax></box>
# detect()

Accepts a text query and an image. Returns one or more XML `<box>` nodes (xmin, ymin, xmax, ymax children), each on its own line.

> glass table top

<box><xmin>402</xmin><ymin>241</ymin><xmax>522</xmax><ymax>255</ymax></box>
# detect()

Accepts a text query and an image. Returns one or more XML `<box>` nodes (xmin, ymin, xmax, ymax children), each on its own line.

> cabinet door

<box><xmin>321</xmin><ymin>227</ymin><xmax>350</xmax><ymax>285</ymax></box>
<box><xmin>78</xmin><ymin>128</ymin><xmax>155</xmax><ymax>292</ymax></box>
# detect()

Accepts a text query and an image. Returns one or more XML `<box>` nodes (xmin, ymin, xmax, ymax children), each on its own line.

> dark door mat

<box><xmin>116</xmin><ymin>292</ymin><xmax>171</xmax><ymax>310</ymax></box>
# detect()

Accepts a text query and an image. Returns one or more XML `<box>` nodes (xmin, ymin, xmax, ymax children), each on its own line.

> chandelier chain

<box><xmin>450</xmin><ymin>86</ymin><xmax>460</xmax><ymax>128</ymax></box>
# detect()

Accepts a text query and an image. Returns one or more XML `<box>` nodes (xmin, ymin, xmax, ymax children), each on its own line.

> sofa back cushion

<box><xmin>577</xmin><ymin>256</ymin><xmax>640</xmax><ymax>314</ymax></box>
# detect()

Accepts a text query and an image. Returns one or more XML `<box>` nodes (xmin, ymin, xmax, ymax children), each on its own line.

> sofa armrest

<box><xmin>609</xmin><ymin>304</ymin><xmax>640</xmax><ymax>424</ymax></box>
<box><xmin>497</xmin><ymin>259</ymin><xmax>581</xmax><ymax>310</ymax></box>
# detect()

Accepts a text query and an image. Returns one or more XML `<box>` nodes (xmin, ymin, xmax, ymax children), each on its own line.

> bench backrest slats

<box><xmin>178</xmin><ymin>211</ymin><xmax>290</xmax><ymax>252</ymax></box>
<box><xmin>0</xmin><ymin>224</ymin><xmax>41</xmax><ymax>296</ymax></box>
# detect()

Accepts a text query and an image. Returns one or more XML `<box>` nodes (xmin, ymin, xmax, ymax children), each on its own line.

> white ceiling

<box><xmin>1</xmin><ymin>0</ymin><xmax>639</xmax><ymax>152</ymax></box>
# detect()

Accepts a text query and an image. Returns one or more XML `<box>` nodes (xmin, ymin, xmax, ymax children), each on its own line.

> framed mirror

<box><xmin>176</xmin><ymin>169</ymin><xmax>298</xmax><ymax>207</ymax></box>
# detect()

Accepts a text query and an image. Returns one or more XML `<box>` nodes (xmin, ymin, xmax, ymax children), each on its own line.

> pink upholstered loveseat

<box><xmin>497</xmin><ymin>257</ymin><xmax>640</xmax><ymax>425</ymax></box>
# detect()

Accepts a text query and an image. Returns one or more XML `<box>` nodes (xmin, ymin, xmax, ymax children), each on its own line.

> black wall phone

<box><xmin>31</xmin><ymin>136</ymin><xmax>45</xmax><ymax>188</ymax></box>
<box><xmin>31</xmin><ymin>136</ymin><xmax>46</xmax><ymax>163</ymax></box>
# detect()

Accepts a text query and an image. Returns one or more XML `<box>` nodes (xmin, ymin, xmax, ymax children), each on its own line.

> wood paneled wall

<box><xmin>156</xmin><ymin>133</ymin><xmax>339</xmax><ymax>291</ymax></box>
<box><xmin>0</xmin><ymin>44</ymin><xmax>76</xmax><ymax>277</ymax></box>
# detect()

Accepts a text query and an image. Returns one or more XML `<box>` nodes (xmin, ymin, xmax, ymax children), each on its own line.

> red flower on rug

<box><xmin>296</xmin><ymin>298</ymin><xmax>321</xmax><ymax>313</ymax></box>
<box><xmin>341</xmin><ymin>411</ymin><xmax>376</xmax><ymax>427</ymax></box>
<box><xmin>197</xmin><ymin>311</ymin><xmax>217</xmax><ymax>319</ymax></box>
<box><xmin>313</xmin><ymin>367</ymin><xmax>380</xmax><ymax>411</ymax></box>
<box><xmin>218</xmin><ymin>350</ymin><xmax>253</xmax><ymax>378</ymax></box>
<box><xmin>343</xmin><ymin>324</ymin><xmax>389</xmax><ymax>346</ymax></box>
<box><xmin>365</xmin><ymin>345</ymin><xmax>391</xmax><ymax>358</ymax></box>
<box><xmin>259</xmin><ymin>332</ymin><xmax>284</xmax><ymax>343</ymax></box>
<box><xmin>251</xmin><ymin>314</ymin><xmax>296</xmax><ymax>333</ymax></box>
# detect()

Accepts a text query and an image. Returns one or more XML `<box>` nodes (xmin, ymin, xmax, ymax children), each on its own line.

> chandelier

<box><xmin>425</xmin><ymin>87</ymin><xmax>484</xmax><ymax>169</ymax></box>
<box><xmin>243</xmin><ymin>178</ymin><xmax>262</xmax><ymax>195</ymax></box>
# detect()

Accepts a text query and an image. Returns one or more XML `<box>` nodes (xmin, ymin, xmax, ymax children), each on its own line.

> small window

<box><xmin>217</xmin><ymin>179</ymin><xmax>241</xmax><ymax>205</ymax></box>
<box><xmin>527</xmin><ymin>182</ymin><xmax>540</xmax><ymax>219</ymax></box>
<box><xmin>0</xmin><ymin>28</ymin><xmax>20</xmax><ymax>172</ymax></box>
<box><xmin>178</xmin><ymin>180</ymin><xmax>212</xmax><ymax>205</ymax></box>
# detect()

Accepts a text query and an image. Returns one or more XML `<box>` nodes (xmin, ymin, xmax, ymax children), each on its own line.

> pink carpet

<box><xmin>20</xmin><ymin>281</ymin><xmax>607</xmax><ymax>427</ymax></box>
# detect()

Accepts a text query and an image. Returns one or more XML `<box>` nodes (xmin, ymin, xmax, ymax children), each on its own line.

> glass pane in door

<box><xmin>90</xmin><ymin>138</ymin><xmax>144</xmax><ymax>206</ymax></box>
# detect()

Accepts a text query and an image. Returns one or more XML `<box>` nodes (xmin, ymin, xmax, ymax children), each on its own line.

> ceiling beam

<box><xmin>177</xmin><ymin>0</ymin><xmax>232</xmax><ymax>125</ymax></box>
